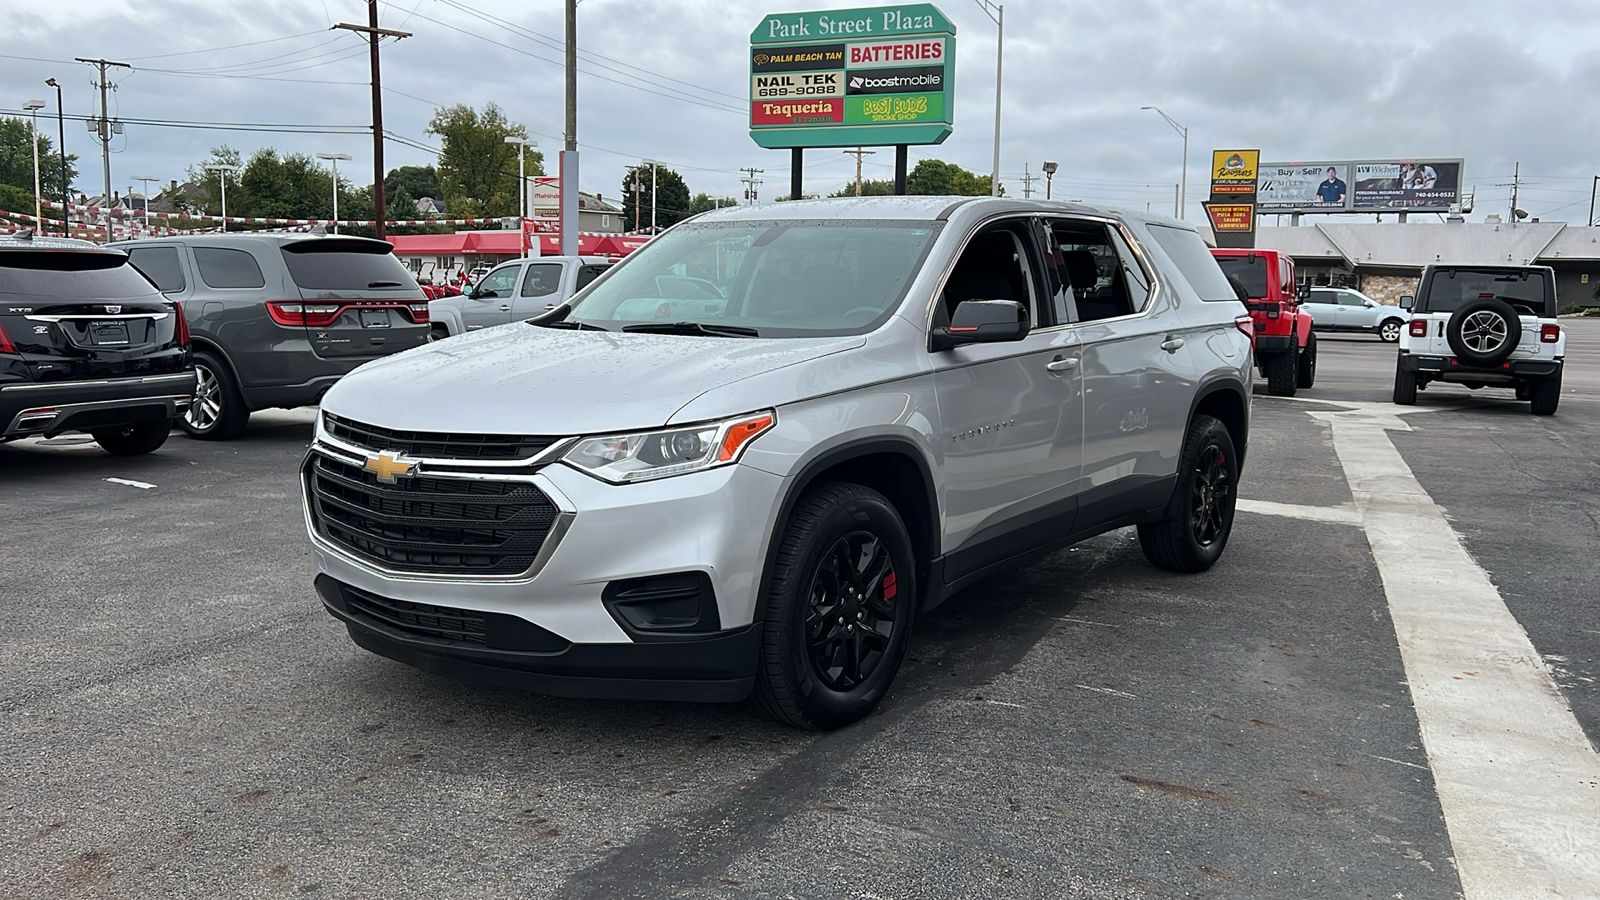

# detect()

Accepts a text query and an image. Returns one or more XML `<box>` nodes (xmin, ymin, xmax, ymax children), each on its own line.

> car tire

<box><xmin>1446</xmin><ymin>297</ymin><xmax>1520</xmax><ymax>365</ymax></box>
<box><xmin>1393</xmin><ymin>360</ymin><xmax>1418</xmax><ymax>405</ymax></box>
<box><xmin>1265</xmin><ymin>349</ymin><xmax>1297</xmax><ymax>396</ymax></box>
<box><xmin>92</xmin><ymin>418</ymin><xmax>171</xmax><ymax>456</ymax></box>
<box><xmin>1379</xmin><ymin>318</ymin><xmax>1404</xmax><ymax>343</ymax></box>
<box><xmin>430</xmin><ymin>324</ymin><xmax>450</xmax><ymax>342</ymax></box>
<box><xmin>1530</xmin><ymin>371</ymin><xmax>1561</xmax><ymax>416</ymax></box>
<box><xmin>180</xmin><ymin>350</ymin><xmax>250</xmax><ymax>440</ymax></box>
<box><xmin>1138</xmin><ymin>415</ymin><xmax>1238</xmax><ymax>574</ymax></box>
<box><xmin>753</xmin><ymin>482</ymin><xmax>917</xmax><ymax>731</ymax></box>
<box><xmin>1296</xmin><ymin>333</ymin><xmax>1317</xmax><ymax>389</ymax></box>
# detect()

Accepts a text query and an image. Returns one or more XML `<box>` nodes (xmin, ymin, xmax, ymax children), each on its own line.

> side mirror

<box><xmin>1297</xmin><ymin>283</ymin><xmax>1310</xmax><ymax>301</ymax></box>
<box><xmin>1399</xmin><ymin>295</ymin><xmax>1414</xmax><ymax>310</ymax></box>
<box><xmin>1365</xmin><ymin>298</ymin><xmax>1377</xmax><ymax>308</ymax></box>
<box><xmin>472</xmin><ymin>288</ymin><xmax>497</xmax><ymax>300</ymax></box>
<box><xmin>931</xmin><ymin>299</ymin><xmax>1029</xmax><ymax>351</ymax></box>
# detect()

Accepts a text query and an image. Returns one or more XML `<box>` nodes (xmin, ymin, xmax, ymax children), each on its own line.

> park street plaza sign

<box><xmin>750</xmin><ymin>4</ymin><xmax>955</xmax><ymax>150</ymax></box>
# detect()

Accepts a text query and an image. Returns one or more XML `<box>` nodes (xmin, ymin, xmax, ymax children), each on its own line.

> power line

<box><xmin>121</xmin><ymin>29</ymin><xmax>331</xmax><ymax>61</ymax></box>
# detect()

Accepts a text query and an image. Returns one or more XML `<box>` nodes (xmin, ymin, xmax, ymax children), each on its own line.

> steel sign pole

<box><xmin>792</xmin><ymin>148</ymin><xmax>803</xmax><ymax>202</ymax></box>
<box><xmin>561</xmin><ymin>0</ymin><xmax>579</xmax><ymax>257</ymax></box>
<box><xmin>972</xmin><ymin>2</ymin><xmax>1004</xmax><ymax>196</ymax></box>
<box><xmin>24</xmin><ymin>100</ymin><xmax>43</xmax><ymax>229</ymax></box>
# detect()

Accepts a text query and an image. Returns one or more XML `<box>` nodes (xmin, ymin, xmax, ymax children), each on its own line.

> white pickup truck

<box><xmin>427</xmin><ymin>255</ymin><xmax>615</xmax><ymax>338</ymax></box>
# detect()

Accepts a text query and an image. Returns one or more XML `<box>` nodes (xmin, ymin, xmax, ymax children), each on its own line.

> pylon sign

<box><xmin>749</xmin><ymin>5</ymin><xmax>955</xmax><ymax>149</ymax></box>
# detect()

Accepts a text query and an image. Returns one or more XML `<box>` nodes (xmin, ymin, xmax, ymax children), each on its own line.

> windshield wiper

<box><xmin>621</xmin><ymin>321</ymin><xmax>760</xmax><ymax>338</ymax></box>
<box><xmin>524</xmin><ymin>303</ymin><xmax>608</xmax><ymax>330</ymax></box>
<box><xmin>539</xmin><ymin>319</ymin><xmax>609</xmax><ymax>331</ymax></box>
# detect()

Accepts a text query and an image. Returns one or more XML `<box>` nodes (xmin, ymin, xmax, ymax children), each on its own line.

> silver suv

<box><xmin>301</xmin><ymin>197</ymin><xmax>1253</xmax><ymax>729</ymax></box>
<box><xmin>120</xmin><ymin>233</ymin><xmax>430</xmax><ymax>439</ymax></box>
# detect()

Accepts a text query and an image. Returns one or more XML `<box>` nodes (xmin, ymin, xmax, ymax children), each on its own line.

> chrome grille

<box><xmin>323</xmin><ymin>412</ymin><xmax>557</xmax><ymax>461</ymax></box>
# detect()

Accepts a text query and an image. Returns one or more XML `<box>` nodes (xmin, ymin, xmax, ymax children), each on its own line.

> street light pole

<box><xmin>132</xmin><ymin>174</ymin><xmax>159</xmax><ymax>234</ymax></box>
<box><xmin>1041</xmin><ymin>160</ymin><xmax>1058</xmax><ymax>200</ymax></box>
<box><xmin>1590</xmin><ymin>175</ymin><xmax>1598</xmax><ymax>227</ymax></box>
<box><xmin>974</xmin><ymin>1</ymin><xmax>1003</xmax><ymax>197</ymax></box>
<box><xmin>23</xmin><ymin>100</ymin><xmax>44</xmax><ymax>230</ymax></box>
<box><xmin>1141</xmin><ymin>106</ymin><xmax>1188</xmax><ymax>219</ymax></box>
<box><xmin>205</xmin><ymin>164</ymin><xmax>240</xmax><ymax>233</ymax></box>
<box><xmin>316</xmin><ymin>153</ymin><xmax>352</xmax><ymax>233</ymax></box>
<box><xmin>642</xmin><ymin>158</ymin><xmax>663</xmax><ymax>234</ymax></box>
<box><xmin>45</xmin><ymin>78</ymin><xmax>66</xmax><ymax>236</ymax></box>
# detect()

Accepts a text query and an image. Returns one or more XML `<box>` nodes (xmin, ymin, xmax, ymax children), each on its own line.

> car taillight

<box><xmin>1234</xmin><ymin>315</ymin><xmax>1253</xmax><ymax>337</ymax></box>
<box><xmin>0</xmin><ymin>322</ymin><xmax>14</xmax><ymax>353</ymax></box>
<box><xmin>173</xmin><ymin>302</ymin><xmax>191</xmax><ymax>346</ymax></box>
<box><xmin>405</xmin><ymin>302</ymin><xmax>430</xmax><ymax>324</ymax></box>
<box><xmin>266</xmin><ymin>301</ymin><xmax>341</xmax><ymax>327</ymax></box>
<box><xmin>1541</xmin><ymin>323</ymin><xmax>1561</xmax><ymax>343</ymax></box>
<box><xmin>1409</xmin><ymin>319</ymin><xmax>1428</xmax><ymax>337</ymax></box>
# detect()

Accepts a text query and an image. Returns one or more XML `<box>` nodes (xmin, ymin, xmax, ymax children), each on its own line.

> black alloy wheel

<box><xmin>754</xmin><ymin>482</ymin><xmax>916</xmax><ymax>730</ymax></box>
<box><xmin>1138</xmin><ymin>415</ymin><xmax>1238</xmax><ymax>573</ymax></box>
<box><xmin>804</xmin><ymin>531</ymin><xmax>899</xmax><ymax>692</ymax></box>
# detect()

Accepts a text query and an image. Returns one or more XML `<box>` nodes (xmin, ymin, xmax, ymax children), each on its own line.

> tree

<box><xmin>827</xmin><ymin>178</ymin><xmax>896</xmax><ymax>198</ymax></box>
<box><xmin>688</xmin><ymin>192</ymin><xmax>738</xmax><ymax>214</ymax></box>
<box><xmin>0</xmin><ymin>116</ymin><xmax>79</xmax><ymax>226</ymax></box>
<box><xmin>426</xmin><ymin>104</ymin><xmax>540</xmax><ymax>219</ymax></box>
<box><xmin>620</xmin><ymin>165</ymin><xmax>691</xmax><ymax>232</ymax></box>
<box><xmin>905</xmin><ymin>159</ymin><xmax>1001</xmax><ymax>196</ymax></box>
<box><xmin>386</xmin><ymin>165</ymin><xmax>440</xmax><ymax>203</ymax></box>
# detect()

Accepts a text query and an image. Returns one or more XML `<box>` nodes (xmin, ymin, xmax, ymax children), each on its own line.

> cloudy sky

<box><xmin>3</xmin><ymin>0</ymin><xmax>1599</xmax><ymax>224</ymax></box>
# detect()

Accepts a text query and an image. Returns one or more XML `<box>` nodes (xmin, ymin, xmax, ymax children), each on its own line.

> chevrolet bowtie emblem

<box><xmin>364</xmin><ymin>450</ymin><xmax>418</xmax><ymax>483</ymax></box>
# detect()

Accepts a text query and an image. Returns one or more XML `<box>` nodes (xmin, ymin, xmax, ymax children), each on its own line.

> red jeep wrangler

<box><xmin>1211</xmin><ymin>248</ymin><xmax>1315</xmax><ymax>396</ymax></box>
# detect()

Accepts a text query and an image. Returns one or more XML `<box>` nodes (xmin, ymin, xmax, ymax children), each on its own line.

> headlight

<box><xmin>563</xmin><ymin>411</ymin><xmax>776</xmax><ymax>483</ymax></box>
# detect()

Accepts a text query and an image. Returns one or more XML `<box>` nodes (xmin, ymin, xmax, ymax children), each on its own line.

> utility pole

<box><xmin>740</xmin><ymin>167</ymin><xmax>763</xmax><ymax>206</ymax></box>
<box><xmin>1019</xmin><ymin>163</ymin><xmax>1038</xmax><ymax>199</ymax></box>
<box><xmin>560</xmin><ymin>0</ymin><xmax>579</xmax><ymax>256</ymax></box>
<box><xmin>75</xmin><ymin>57</ymin><xmax>129</xmax><ymax>241</ymax></box>
<box><xmin>842</xmin><ymin>148</ymin><xmax>875</xmax><ymax>196</ymax></box>
<box><xmin>333</xmin><ymin>3</ymin><xmax>409</xmax><ymax>241</ymax></box>
<box><xmin>630</xmin><ymin>166</ymin><xmax>642</xmax><ymax>232</ymax></box>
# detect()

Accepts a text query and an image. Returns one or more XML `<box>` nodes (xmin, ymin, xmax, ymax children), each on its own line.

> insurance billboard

<box><xmin>749</xmin><ymin>5</ymin><xmax>955</xmax><ymax>149</ymax></box>
<box><xmin>1256</xmin><ymin>159</ymin><xmax>1464</xmax><ymax>213</ymax></box>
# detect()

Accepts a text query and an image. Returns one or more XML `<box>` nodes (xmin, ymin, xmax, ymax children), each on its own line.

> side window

<box><xmin>474</xmin><ymin>266</ymin><xmax>519</xmax><ymax>298</ymax></box>
<box><xmin>1307</xmin><ymin>290</ymin><xmax>1335</xmax><ymax>305</ymax></box>
<box><xmin>193</xmin><ymin>247</ymin><xmax>265</xmax><ymax>289</ymax></box>
<box><xmin>575</xmin><ymin>264</ymin><xmax>610</xmax><ymax>290</ymax></box>
<box><xmin>519</xmin><ymin>264</ymin><xmax>564</xmax><ymax>297</ymax></box>
<box><xmin>940</xmin><ymin>220</ymin><xmax>1041</xmax><ymax>327</ymax></box>
<box><xmin>128</xmin><ymin>246</ymin><xmax>186</xmax><ymax>293</ymax></box>
<box><xmin>1045</xmin><ymin>219</ymin><xmax>1139</xmax><ymax>322</ymax></box>
<box><xmin>1144</xmin><ymin>224</ymin><xmax>1236</xmax><ymax>302</ymax></box>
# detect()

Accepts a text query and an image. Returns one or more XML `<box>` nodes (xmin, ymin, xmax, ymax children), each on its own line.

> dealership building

<box><xmin>1205</xmin><ymin>219</ymin><xmax>1600</xmax><ymax>311</ymax></box>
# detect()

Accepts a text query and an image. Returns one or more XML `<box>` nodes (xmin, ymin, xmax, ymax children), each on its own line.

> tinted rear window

<box><xmin>1145</xmin><ymin>225</ymin><xmax>1239</xmax><ymax>301</ymax></box>
<box><xmin>1213</xmin><ymin>256</ymin><xmax>1269</xmax><ymax>300</ymax></box>
<box><xmin>0</xmin><ymin>251</ymin><xmax>161</xmax><ymax>300</ymax></box>
<box><xmin>1420</xmin><ymin>268</ymin><xmax>1553</xmax><ymax>316</ymax></box>
<box><xmin>128</xmin><ymin>246</ymin><xmax>186</xmax><ymax>293</ymax></box>
<box><xmin>194</xmin><ymin>247</ymin><xmax>266</xmax><ymax>289</ymax></box>
<box><xmin>282</xmin><ymin>242</ymin><xmax>416</xmax><ymax>291</ymax></box>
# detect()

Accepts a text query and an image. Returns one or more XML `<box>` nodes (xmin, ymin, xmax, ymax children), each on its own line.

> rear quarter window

<box><xmin>194</xmin><ymin>247</ymin><xmax>266</xmax><ymax>289</ymax></box>
<box><xmin>1146</xmin><ymin>225</ymin><xmax>1239</xmax><ymax>301</ymax></box>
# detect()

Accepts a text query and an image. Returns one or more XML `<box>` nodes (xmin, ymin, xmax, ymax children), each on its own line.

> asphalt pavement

<box><xmin>3</xmin><ymin>320</ymin><xmax>1597</xmax><ymax>899</ymax></box>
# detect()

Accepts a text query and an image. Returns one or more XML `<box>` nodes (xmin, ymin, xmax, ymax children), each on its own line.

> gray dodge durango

<box><xmin>301</xmin><ymin>196</ymin><xmax>1254</xmax><ymax>729</ymax></box>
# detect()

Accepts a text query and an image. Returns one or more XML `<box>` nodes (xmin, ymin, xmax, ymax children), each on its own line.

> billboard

<box><xmin>749</xmin><ymin>5</ymin><xmax>955</xmax><ymax>150</ymax></box>
<box><xmin>1256</xmin><ymin>159</ymin><xmax>1464</xmax><ymax>213</ymax></box>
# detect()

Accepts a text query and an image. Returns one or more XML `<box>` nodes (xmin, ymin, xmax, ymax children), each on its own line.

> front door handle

<box><xmin>1160</xmin><ymin>337</ymin><xmax>1185</xmax><ymax>353</ymax></box>
<box><xmin>498</xmin><ymin>304</ymin><xmax>512</xmax><ymax>312</ymax></box>
<box><xmin>1046</xmin><ymin>356</ymin><xmax>1079</xmax><ymax>373</ymax></box>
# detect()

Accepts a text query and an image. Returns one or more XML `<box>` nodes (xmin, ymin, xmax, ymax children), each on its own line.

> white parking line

<box><xmin>104</xmin><ymin>477</ymin><xmax>155</xmax><ymax>490</ymax></box>
<box><xmin>1256</xmin><ymin>400</ymin><xmax>1600</xmax><ymax>898</ymax></box>
<box><xmin>1237</xmin><ymin>498</ymin><xmax>1361</xmax><ymax>525</ymax></box>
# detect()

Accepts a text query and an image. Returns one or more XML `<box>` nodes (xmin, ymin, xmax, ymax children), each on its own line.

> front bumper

<box><xmin>1400</xmin><ymin>353</ymin><xmax>1562</xmax><ymax>382</ymax></box>
<box><xmin>303</xmin><ymin>440</ymin><xmax>788</xmax><ymax>700</ymax></box>
<box><xmin>0</xmin><ymin>371</ymin><xmax>196</xmax><ymax>438</ymax></box>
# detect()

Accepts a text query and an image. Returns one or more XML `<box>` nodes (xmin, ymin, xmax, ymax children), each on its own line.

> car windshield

<box><xmin>1212</xmin><ymin>255</ymin><xmax>1269</xmax><ymax>300</ymax></box>
<box><xmin>564</xmin><ymin>219</ymin><xmax>941</xmax><ymax>337</ymax></box>
<box><xmin>1422</xmin><ymin>268</ymin><xmax>1553</xmax><ymax>316</ymax></box>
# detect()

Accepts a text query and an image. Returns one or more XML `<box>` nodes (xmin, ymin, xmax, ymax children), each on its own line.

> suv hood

<box><xmin>322</xmin><ymin>323</ymin><xmax>864</xmax><ymax>435</ymax></box>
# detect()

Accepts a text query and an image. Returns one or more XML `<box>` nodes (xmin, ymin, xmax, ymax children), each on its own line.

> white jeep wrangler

<box><xmin>1393</xmin><ymin>264</ymin><xmax>1565</xmax><ymax>415</ymax></box>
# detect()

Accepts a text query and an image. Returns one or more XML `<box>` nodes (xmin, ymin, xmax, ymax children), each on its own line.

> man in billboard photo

<box><xmin>1317</xmin><ymin>166</ymin><xmax>1347</xmax><ymax>204</ymax></box>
